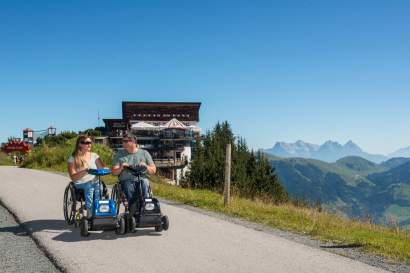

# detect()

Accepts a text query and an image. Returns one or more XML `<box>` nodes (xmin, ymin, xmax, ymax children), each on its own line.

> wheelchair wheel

<box><xmin>111</xmin><ymin>184</ymin><xmax>121</xmax><ymax>215</ymax></box>
<box><xmin>63</xmin><ymin>184</ymin><xmax>76</xmax><ymax>225</ymax></box>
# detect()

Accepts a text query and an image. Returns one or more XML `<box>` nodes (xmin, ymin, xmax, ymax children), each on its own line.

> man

<box><xmin>112</xmin><ymin>132</ymin><xmax>156</xmax><ymax>217</ymax></box>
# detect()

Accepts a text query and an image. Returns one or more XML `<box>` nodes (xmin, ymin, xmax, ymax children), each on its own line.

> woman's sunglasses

<box><xmin>80</xmin><ymin>141</ymin><xmax>92</xmax><ymax>145</ymax></box>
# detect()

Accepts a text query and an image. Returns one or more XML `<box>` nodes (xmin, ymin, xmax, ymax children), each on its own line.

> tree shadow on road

<box><xmin>0</xmin><ymin>219</ymin><xmax>163</xmax><ymax>242</ymax></box>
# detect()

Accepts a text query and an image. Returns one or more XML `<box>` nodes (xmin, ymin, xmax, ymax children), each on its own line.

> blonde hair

<box><xmin>72</xmin><ymin>135</ymin><xmax>92</xmax><ymax>169</ymax></box>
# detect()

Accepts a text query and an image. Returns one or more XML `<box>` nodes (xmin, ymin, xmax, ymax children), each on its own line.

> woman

<box><xmin>67</xmin><ymin>135</ymin><xmax>106</xmax><ymax>218</ymax></box>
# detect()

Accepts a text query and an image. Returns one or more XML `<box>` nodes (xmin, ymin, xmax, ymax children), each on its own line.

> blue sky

<box><xmin>0</xmin><ymin>0</ymin><xmax>409</xmax><ymax>155</ymax></box>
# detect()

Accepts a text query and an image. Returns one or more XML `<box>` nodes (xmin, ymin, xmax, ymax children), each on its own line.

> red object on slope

<box><xmin>1</xmin><ymin>139</ymin><xmax>31</xmax><ymax>154</ymax></box>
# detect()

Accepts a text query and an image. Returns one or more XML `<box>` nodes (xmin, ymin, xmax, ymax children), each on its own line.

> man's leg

<box><xmin>142</xmin><ymin>178</ymin><xmax>151</xmax><ymax>198</ymax></box>
<box><xmin>121</xmin><ymin>180</ymin><xmax>138</xmax><ymax>216</ymax></box>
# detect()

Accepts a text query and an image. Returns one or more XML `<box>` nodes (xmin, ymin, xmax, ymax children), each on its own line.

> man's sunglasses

<box><xmin>80</xmin><ymin>141</ymin><xmax>92</xmax><ymax>145</ymax></box>
<box><xmin>122</xmin><ymin>139</ymin><xmax>132</xmax><ymax>143</ymax></box>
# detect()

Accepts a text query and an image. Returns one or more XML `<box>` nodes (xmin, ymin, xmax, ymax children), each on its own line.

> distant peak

<box><xmin>344</xmin><ymin>140</ymin><xmax>357</xmax><ymax>146</ymax></box>
<box><xmin>323</xmin><ymin>140</ymin><xmax>339</xmax><ymax>145</ymax></box>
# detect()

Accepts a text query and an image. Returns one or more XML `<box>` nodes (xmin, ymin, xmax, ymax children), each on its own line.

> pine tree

<box><xmin>184</xmin><ymin>121</ymin><xmax>288</xmax><ymax>203</ymax></box>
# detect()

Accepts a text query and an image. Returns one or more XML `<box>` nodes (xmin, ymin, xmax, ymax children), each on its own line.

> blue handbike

<box><xmin>63</xmin><ymin>168</ymin><xmax>126</xmax><ymax>237</ymax></box>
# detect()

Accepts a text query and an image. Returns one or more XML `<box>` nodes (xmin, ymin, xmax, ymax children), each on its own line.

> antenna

<box><xmin>97</xmin><ymin>110</ymin><xmax>101</xmax><ymax>127</ymax></box>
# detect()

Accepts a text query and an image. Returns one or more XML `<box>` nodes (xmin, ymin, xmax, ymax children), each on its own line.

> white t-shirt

<box><xmin>67</xmin><ymin>152</ymin><xmax>100</xmax><ymax>183</ymax></box>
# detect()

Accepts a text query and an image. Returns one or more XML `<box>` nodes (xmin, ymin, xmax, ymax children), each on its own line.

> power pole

<box><xmin>224</xmin><ymin>143</ymin><xmax>232</xmax><ymax>206</ymax></box>
<box><xmin>97</xmin><ymin>110</ymin><xmax>101</xmax><ymax>127</ymax></box>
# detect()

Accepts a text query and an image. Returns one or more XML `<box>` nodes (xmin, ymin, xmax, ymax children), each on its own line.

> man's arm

<box><xmin>111</xmin><ymin>162</ymin><xmax>129</xmax><ymax>176</ymax></box>
<box><xmin>146</xmin><ymin>163</ymin><xmax>156</xmax><ymax>175</ymax></box>
<box><xmin>141</xmin><ymin>151</ymin><xmax>156</xmax><ymax>175</ymax></box>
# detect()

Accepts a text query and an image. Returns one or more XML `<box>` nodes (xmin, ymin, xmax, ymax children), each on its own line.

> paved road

<box><xmin>0</xmin><ymin>167</ymin><xmax>389</xmax><ymax>273</ymax></box>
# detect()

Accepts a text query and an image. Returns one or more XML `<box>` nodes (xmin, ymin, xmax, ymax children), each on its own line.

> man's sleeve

<box><xmin>145</xmin><ymin>151</ymin><xmax>154</xmax><ymax>165</ymax></box>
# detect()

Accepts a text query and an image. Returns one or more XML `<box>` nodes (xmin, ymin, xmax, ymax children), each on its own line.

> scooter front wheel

<box><xmin>162</xmin><ymin>215</ymin><xmax>169</xmax><ymax>231</ymax></box>
<box><xmin>80</xmin><ymin>218</ymin><xmax>89</xmax><ymax>237</ymax></box>
<box><xmin>116</xmin><ymin>216</ymin><xmax>126</xmax><ymax>235</ymax></box>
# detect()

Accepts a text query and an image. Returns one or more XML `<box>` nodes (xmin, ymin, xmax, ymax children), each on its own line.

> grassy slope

<box><xmin>270</xmin><ymin>156</ymin><xmax>410</xmax><ymax>225</ymax></box>
<box><xmin>0</xmin><ymin>152</ymin><xmax>14</xmax><ymax>166</ymax></box>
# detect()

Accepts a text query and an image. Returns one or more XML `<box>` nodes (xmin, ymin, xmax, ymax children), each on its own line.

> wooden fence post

<box><xmin>224</xmin><ymin>143</ymin><xmax>231</xmax><ymax>206</ymax></box>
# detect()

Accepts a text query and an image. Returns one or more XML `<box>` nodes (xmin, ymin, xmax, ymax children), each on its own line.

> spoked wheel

<box><xmin>63</xmin><ymin>184</ymin><xmax>76</xmax><ymax>225</ymax></box>
<box><xmin>116</xmin><ymin>216</ymin><xmax>126</xmax><ymax>235</ymax></box>
<box><xmin>80</xmin><ymin>217</ymin><xmax>89</xmax><ymax>237</ymax></box>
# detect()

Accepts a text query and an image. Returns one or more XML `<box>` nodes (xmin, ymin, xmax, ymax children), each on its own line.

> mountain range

<box><xmin>268</xmin><ymin>155</ymin><xmax>410</xmax><ymax>228</ymax></box>
<box><xmin>265</xmin><ymin>140</ymin><xmax>410</xmax><ymax>163</ymax></box>
<box><xmin>388</xmin><ymin>146</ymin><xmax>410</xmax><ymax>158</ymax></box>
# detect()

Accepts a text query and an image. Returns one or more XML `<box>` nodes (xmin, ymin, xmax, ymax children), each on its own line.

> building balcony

<box><xmin>154</xmin><ymin>158</ymin><xmax>188</xmax><ymax>168</ymax></box>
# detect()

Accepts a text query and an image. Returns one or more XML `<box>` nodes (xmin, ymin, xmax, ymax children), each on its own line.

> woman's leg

<box><xmin>74</xmin><ymin>182</ymin><xmax>93</xmax><ymax>217</ymax></box>
<box><xmin>92</xmin><ymin>182</ymin><xmax>101</xmax><ymax>203</ymax></box>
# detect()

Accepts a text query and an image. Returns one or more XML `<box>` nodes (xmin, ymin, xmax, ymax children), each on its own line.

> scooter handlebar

<box><xmin>124</xmin><ymin>165</ymin><xmax>147</xmax><ymax>176</ymax></box>
<box><xmin>88</xmin><ymin>168</ymin><xmax>112</xmax><ymax>176</ymax></box>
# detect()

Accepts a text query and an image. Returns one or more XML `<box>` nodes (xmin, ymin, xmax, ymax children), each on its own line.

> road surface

<box><xmin>0</xmin><ymin>166</ymin><xmax>389</xmax><ymax>273</ymax></box>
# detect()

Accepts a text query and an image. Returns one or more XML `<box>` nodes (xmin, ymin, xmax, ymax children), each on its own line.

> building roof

<box><xmin>162</xmin><ymin>118</ymin><xmax>187</xmax><ymax>129</ymax></box>
<box><xmin>122</xmin><ymin>101</ymin><xmax>201</xmax><ymax>106</ymax></box>
<box><xmin>122</xmin><ymin>101</ymin><xmax>201</xmax><ymax>122</ymax></box>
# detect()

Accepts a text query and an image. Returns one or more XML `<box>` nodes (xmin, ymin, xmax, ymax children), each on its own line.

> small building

<box><xmin>103</xmin><ymin>102</ymin><xmax>201</xmax><ymax>184</ymax></box>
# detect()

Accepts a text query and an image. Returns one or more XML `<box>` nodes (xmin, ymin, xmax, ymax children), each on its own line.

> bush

<box><xmin>22</xmin><ymin>134</ymin><xmax>114</xmax><ymax>172</ymax></box>
<box><xmin>36</xmin><ymin>131</ymin><xmax>78</xmax><ymax>147</ymax></box>
<box><xmin>0</xmin><ymin>152</ymin><xmax>14</xmax><ymax>166</ymax></box>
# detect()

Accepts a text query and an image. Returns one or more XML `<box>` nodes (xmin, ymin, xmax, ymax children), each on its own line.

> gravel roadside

<box><xmin>0</xmin><ymin>204</ymin><xmax>61</xmax><ymax>273</ymax></box>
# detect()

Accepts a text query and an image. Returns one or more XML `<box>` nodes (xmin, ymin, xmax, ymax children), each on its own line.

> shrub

<box><xmin>0</xmin><ymin>152</ymin><xmax>14</xmax><ymax>166</ymax></box>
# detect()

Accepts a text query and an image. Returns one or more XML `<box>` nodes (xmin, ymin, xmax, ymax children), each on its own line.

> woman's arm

<box><xmin>67</xmin><ymin>162</ymin><xmax>88</xmax><ymax>181</ymax></box>
<box><xmin>95</xmin><ymin>157</ymin><xmax>106</xmax><ymax>169</ymax></box>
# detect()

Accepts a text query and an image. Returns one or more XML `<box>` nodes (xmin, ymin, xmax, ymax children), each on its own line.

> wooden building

<box><xmin>103</xmin><ymin>102</ymin><xmax>201</xmax><ymax>183</ymax></box>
